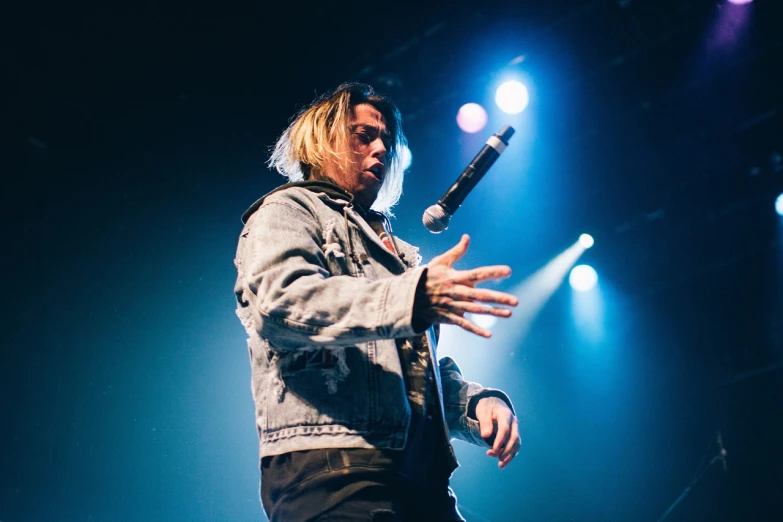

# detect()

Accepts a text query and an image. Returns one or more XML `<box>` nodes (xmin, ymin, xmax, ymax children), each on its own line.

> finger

<box><xmin>499</xmin><ymin>450</ymin><xmax>517</xmax><ymax>469</ymax></box>
<box><xmin>442</xmin><ymin>312</ymin><xmax>492</xmax><ymax>338</ymax></box>
<box><xmin>492</xmin><ymin>412</ymin><xmax>512</xmax><ymax>456</ymax></box>
<box><xmin>498</xmin><ymin>417</ymin><xmax>520</xmax><ymax>462</ymax></box>
<box><xmin>446</xmin><ymin>286</ymin><xmax>519</xmax><ymax>307</ymax></box>
<box><xmin>499</xmin><ymin>435</ymin><xmax>520</xmax><ymax>468</ymax></box>
<box><xmin>447</xmin><ymin>301</ymin><xmax>512</xmax><ymax>318</ymax></box>
<box><xmin>455</xmin><ymin>265</ymin><xmax>513</xmax><ymax>286</ymax></box>
<box><xmin>430</xmin><ymin>234</ymin><xmax>470</xmax><ymax>267</ymax></box>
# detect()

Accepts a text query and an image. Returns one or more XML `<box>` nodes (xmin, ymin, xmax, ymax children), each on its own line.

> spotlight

<box><xmin>495</xmin><ymin>81</ymin><xmax>529</xmax><ymax>115</ymax></box>
<box><xmin>401</xmin><ymin>144</ymin><xmax>413</xmax><ymax>171</ymax></box>
<box><xmin>456</xmin><ymin>103</ymin><xmax>488</xmax><ymax>133</ymax></box>
<box><xmin>728</xmin><ymin>0</ymin><xmax>752</xmax><ymax>4</ymax></box>
<box><xmin>569</xmin><ymin>265</ymin><xmax>598</xmax><ymax>292</ymax></box>
<box><xmin>776</xmin><ymin>193</ymin><xmax>783</xmax><ymax>216</ymax></box>
<box><xmin>579</xmin><ymin>234</ymin><xmax>595</xmax><ymax>249</ymax></box>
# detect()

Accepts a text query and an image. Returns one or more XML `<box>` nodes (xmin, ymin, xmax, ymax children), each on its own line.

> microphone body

<box><xmin>423</xmin><ymin>125</ymin><xmax>515</xmax><ymax>233</ymax></box>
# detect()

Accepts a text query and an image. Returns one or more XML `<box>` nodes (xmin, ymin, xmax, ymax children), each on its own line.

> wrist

<box><xmin>468</xmin><ymin>391</ymin><xmax>514</xmax><ymax>420</ymax></box>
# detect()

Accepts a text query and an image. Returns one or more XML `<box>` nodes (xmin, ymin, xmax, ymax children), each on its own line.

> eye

<box><xmin>352</xmin><ymin>127</ymin><xmax>389</xmax><ymax>149</ymax></box>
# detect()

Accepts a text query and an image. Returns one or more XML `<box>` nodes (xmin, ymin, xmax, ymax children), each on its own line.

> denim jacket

<box><xmin>233</xmin><ymin>182</ymin><xmax>514</xmax><ymax>468</ymax></box>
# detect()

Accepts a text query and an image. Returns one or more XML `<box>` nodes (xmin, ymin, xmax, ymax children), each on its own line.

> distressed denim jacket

<box><xmin>233</xmin><ymin>182</ymin><xmax>514</xmax><ymax>469</ymax></box>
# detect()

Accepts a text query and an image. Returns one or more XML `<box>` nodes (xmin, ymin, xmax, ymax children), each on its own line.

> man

<box><xmin>234</xmin><ymin>82</ymin><xmax>520</xmax><ymax>521</ymax></box>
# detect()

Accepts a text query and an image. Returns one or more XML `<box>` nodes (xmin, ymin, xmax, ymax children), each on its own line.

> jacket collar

<box><xmin>241</xmin><ymin>180</ymin><xmax>418</xmax><ymax>269</ymax></box>
<box><xmin>241</xmin><ymin>181</ymin><xmax>357</xmax><ymax>224</ymax></box>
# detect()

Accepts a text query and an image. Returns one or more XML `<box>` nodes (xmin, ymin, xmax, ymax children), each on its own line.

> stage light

<box><xmin>401</xmin><ymin>144</ymin><xmax>413</xmax><ymax>171</ymax></box>
<box><xmin>456</xmin><ymin>103</ymin><xmax>488</xmax><ymax>133</ymax></box>
<box><xmin>776</xmin><ymin>193</ymin><xmax>783</xmax><ymax>216</ymax></box>
<box><xmin>569</xmin><ymin>265</ymin><xmax>598</xmax><ymax>292</ymax></box>
<box><xmin>728</xmin><ymin>0</ymin><xmax>752</xmax><ymax>4</ymax></box>
<box><xmin>579</xmin><ymin>234</ymin><xmax>594</xmax><ymax>249</ymax></box>
<box><xmin>495</xmin><ymin>81</ymin><xmax>529</xmax><ymax>115</ymax></box>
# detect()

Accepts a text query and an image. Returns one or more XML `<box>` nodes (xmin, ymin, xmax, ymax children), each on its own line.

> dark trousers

<box><xmin>261</xmin><ymin>449</ymin><xmax>465</xmax><ymax>521</ymax></box>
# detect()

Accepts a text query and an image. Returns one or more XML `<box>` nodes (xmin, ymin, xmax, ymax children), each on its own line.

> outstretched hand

<box><xmin>413</xmin><ymin>234</ymin><xmax>518</xmax><ymax>338</ymax></box>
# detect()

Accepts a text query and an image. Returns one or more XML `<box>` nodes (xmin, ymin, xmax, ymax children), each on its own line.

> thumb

<box><xmin>437</xmin><ymin>234</ymin><xmax>470</xmax><ymax>267</ymax></box>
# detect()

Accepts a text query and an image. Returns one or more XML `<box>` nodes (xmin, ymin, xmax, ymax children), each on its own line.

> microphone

<box><xmin>717</xmin><ymin>431</ymin><xmax>728</xmax><ymax>472</ymax></box>
<box><xmin>422</xmin><ymin>125</ymin><xmax>515</xmax><ymax>233</ymax></box>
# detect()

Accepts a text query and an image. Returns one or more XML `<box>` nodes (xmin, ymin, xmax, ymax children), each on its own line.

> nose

<box><xmin>370</xmin><ymin>136</ymin><xmax>387</xmax><ymax>160</ymax></box>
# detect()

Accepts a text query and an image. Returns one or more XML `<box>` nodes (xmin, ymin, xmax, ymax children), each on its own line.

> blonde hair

<box><xmin>268</xmin><ymin>83</ymin><xmax>407</xmax><ymax>215</ymax></box>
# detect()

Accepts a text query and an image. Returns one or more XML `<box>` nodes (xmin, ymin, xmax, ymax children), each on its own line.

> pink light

<box><xmin>727</xmin><ymin>0</ymin><xmax>752</xmax><ymax>4</ymax></box>
<box><xmin>456</xmin><ymin>103</ymin><xmax>488</xmax><ymax>133</ymax></box>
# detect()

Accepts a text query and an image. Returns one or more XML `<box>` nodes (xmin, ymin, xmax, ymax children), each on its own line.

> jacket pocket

<box><xmin>267</xmin><ymin>346</ymin><xmax>372</xmax><ymax>431</ymax></box>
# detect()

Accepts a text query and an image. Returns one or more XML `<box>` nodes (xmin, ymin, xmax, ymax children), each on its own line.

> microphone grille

<box><xmin>422</xmin><ymin>204</ymin><xmax>450</xmax><ymax>233</ymax></box>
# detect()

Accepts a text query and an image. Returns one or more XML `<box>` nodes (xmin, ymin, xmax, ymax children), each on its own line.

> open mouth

<box><xmin>366</xmin><ymin>164</ymin><xmax>385</xmax><ymax>181</ymax></box>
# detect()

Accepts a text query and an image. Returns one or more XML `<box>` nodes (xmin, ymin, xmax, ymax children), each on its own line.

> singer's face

<box><xmin>325</xmin><ymin>103</ymin><xmax>390</xmax><ymax>209</ymax></box>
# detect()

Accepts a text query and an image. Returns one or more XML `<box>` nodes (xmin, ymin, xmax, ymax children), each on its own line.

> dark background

<box><xmin>4</xmin><ymin>0</ymin><xmax>782</xmax><ymax>520</ymax></box>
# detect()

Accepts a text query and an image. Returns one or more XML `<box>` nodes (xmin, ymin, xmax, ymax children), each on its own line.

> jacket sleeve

<box><xmin>234</xmin><ymin>197</ymin><xmax>426</xmax><ymax>352</ymax></box>
<box><xmin>439</xmin><ymin>356</ymin><xmax>516</xmax><ymax>447</ymax></box>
